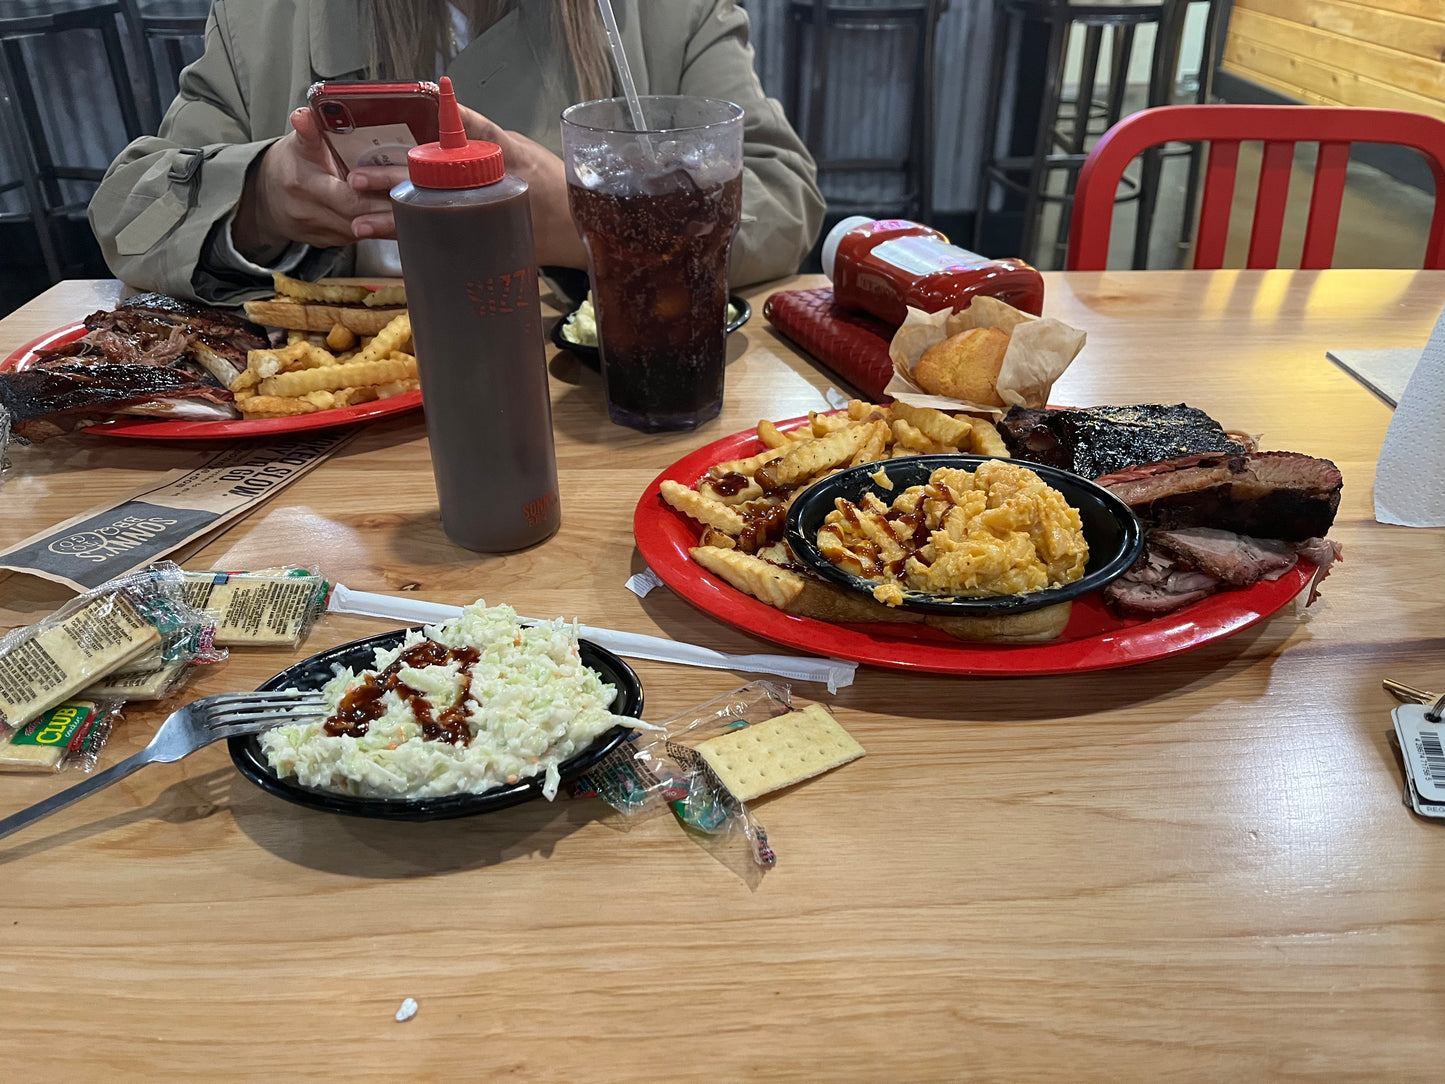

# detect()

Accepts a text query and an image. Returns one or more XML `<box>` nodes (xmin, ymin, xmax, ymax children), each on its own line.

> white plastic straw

<box><xmin>594</xmin><ymin>0</ymin><xmax>653</xmax><ymax>152</ymax></box>
<box><xmin>326</xmin><ymin>584</ymin><xmax>857</xmax><ymax>692</ymax></box>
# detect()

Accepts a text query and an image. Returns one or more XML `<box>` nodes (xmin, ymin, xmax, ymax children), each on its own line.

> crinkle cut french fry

<box><xmin>891</xmin><ymin>400</ymin><xmax>972</xmax><ymax>448</ymax></box>
<box><xmin>967</xmin><ymin>415</ymin><xmax>1010</xmax><ymax>457</ymax></box>
<box><xmin>892</xmin><ymin>418</ymin><xmax>946</xmax><ymax>453</ymax></box>
<box><xmin>375</xmin><ymin>378</ymin><xmax>420</xmax><ymax>399</ymax></box>
<box><xmin>235</xmin><ymin>395</ymin><xmax>320</xmax><ymax>416</ymax></box>
<box><xmin>352</xmin><ymin>314</ymin><xmax>412</xmax><ymax>365</ymax></box>
<box><xmin>257</xmin><ymin>354</ymin><xmax>418</xmax><ymax>397</ymax></box>
<box><xmin>229</xmin><ymin>368</ymin><xmax>261</xmax><ymax>393</ymax></box>
<box><xmin>272</xmin><ymin>271</ymin><xmax>370</xmax><ymax>304</ymax></box>
<box><xmin>326</xmin><ymin>323</ymin><xmax>358</xmax><ymax>351</ymax></box>
<box><xmin>363</xmin><ymin>284</ymin><xmax>406</xmax><ymax>307</ymax></box>
<box><xmin>659</xmin><ymin>480</ymin><xmax>747</xmax><ymax>534</ymax></box>
<box><xmin>331</xmin><ymin>385</ymin><xmax>380</xmax><ymax>409</ymax></box>
<box><xmin>757</xmin><ymin>418</ymin><xmax>795</xmax><ymax>449</ymax></box>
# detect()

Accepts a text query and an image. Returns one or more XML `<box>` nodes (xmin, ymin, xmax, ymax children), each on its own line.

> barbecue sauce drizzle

<box><xmin>324</xmin><ymin>641</ymin><xmax>483</xmax><ymax>744</ymax></box>
<box><xmin>820</xmin><ymin>499</ymin><xmax>933</xmax><ymax>579</ymax></box>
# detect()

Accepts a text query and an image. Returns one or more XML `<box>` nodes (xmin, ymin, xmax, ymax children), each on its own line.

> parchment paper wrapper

<box><xmin>883</xmin><ymin>296</ymin><xmax>1087</xmax><ymax>417</ymax></box>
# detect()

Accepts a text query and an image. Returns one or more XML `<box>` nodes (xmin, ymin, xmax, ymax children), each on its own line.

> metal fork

<box><xmin>0</xmin><ymin>690</ymin><xmax>327</xmax><ymax>841</ymax></box>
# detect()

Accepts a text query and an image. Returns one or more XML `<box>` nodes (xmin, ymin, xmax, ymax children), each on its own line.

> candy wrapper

<box><xmin>0</xmin><ymin>698</ymin><xmax>122</xmax><ymax>773</ymax></box>
<box><xmin>0</xmin><ymin>561</ymin><xmax>224</xmax><ymax>738</ymax></box>
<box><xmin>181</xmin><ymin>566</ymin><xmax>328</xmax><ymax>648</ymax></box>
<box><xmin>572</xmin><ymin>681</ymin><xmax>793</xmax><ymax>870</ymax></box>
<box><xmin>884</xmin><ymin>295</ymin><xmax>1087</xmax><ymax>417</ymax></box>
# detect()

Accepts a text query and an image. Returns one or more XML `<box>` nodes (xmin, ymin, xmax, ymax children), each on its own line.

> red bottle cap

<box><xmin>407</xmin><ymin>76</ymin><xmax>505</xmax><ymax>189</ymax></box>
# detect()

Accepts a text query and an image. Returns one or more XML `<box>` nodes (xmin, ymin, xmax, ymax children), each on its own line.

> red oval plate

<box><xmin>3</xmin><ymin>322</ymin><xmax>422</xmax><ymax>439</ymax></box>
<box><xmin>633</xmin><ymin>415</ymin><xmax>1316</xmax><ymax>675</ymax></box>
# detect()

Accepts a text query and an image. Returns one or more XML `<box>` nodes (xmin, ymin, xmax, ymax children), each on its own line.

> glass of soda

<box><xmin>561</xmin><ymin>96</ymin><xmax>744</xmax><ymax>432</ymax></box>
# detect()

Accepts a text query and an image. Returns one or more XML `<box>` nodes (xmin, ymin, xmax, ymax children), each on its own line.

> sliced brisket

<box><xmin>1146</xmin><ymin>528</ymin><xmax>1297</xmax><ymax>586</ymax></box>
<box><xmin>1096</xmin><ymin>451</ymin><xmax>1341</xmax><ymax>541</ymax></box>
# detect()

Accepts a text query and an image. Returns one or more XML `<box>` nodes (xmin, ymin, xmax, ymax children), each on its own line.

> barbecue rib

<box><xmin>33</xmin><ymin>292</ymin><xmax>267</xmax><ymax>382</ymax></box>
<box><xmin>0</xmin><ymin>363</ymin><xmax>234</xmax><ymax>442</ymax></box>
<box><xmin>1000</xmin><ymin>404</ymin><xmax>1247</xmax><ymax>479</ymax></box>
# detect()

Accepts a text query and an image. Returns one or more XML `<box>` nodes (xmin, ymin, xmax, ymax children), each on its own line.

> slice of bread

<box><xmin>243</xmin><ymin>298</ymin><xmax>406</xmax><ymax>335</ymax></box>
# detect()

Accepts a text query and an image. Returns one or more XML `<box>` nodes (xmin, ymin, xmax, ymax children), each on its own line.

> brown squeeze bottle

<box><xmin>390</xmin><ymin>76</ymin><xmax>560</xmax><ymax>551</ymax></box>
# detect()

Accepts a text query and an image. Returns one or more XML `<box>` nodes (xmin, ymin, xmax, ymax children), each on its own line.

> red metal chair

<box><xmin>1066</xmin><ymin>104</ymin><xmax>1445</xmax><ymax>271</ymax></box>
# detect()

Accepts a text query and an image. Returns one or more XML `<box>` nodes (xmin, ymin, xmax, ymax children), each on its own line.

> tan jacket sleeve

<box><xmin>668</xmin><ymin>1</ymin><xmax>824</xmax><ymax>287</ymax></box>
<box><xmin>86</xmin><ymin>4</ymin><xmax>341</xmax><ymax>303</ymax></box>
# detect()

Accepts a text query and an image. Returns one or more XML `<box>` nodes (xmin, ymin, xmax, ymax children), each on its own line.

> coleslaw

<box><xmin>259</xmin><ymin>602</ymin><xmax>620</xmax><ymax>799</ymax></box>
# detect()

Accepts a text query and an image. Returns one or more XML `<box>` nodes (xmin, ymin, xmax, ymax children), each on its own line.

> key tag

<box><xmin>1391</xmin><ymin>690</ymin><xmax>1445</xmax><ymax>820</ymax></box>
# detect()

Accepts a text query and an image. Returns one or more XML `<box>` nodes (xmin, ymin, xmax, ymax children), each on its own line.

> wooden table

<box><xmin>2</xmin><ymin>271</ymin><xmax>1442</xmax><ymax>1078</ymax></box>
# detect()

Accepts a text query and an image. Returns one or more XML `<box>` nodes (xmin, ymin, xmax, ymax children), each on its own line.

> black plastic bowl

<box><xmin>228</xmin><ymin>627</ymin><xmax>643</xmax><ymax>821</ymax></box>
<box><xmin>784</xmin><ymin>454</ymin><xmax>1144</xmax><ymax>616</ymax></box>
<box><xmin>549</xmin><ymin>294</ymin><xmax>751</xmax><ymax>370</ymax></box>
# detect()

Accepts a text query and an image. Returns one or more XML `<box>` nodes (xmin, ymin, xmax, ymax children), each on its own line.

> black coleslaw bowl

<box><xmin>228</xmin><ymin>627</ymin><xmax>643</xmax><ymax>821</ymax></box>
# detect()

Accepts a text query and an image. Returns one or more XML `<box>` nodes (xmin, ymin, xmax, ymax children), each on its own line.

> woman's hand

<box><xmin>233</xmin><ymin>108</ymin><xmax>397</xmax><ymax>257</ymax></box>
<box><xmin>344</xmin><ymin>104</ymin><xmax>587</xmax><ymax>269</ymax></box>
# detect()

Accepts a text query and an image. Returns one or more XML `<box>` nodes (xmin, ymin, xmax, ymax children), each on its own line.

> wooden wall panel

<box><xmin>1228</xmin><ymin>9</ymin><xmax>1445</xmax><ymax>104</ymax></box>
<box><xmin>1224</xmin><ymin>36</ymin><xmax>1445</xmax><ymax>122</ymax></box>
<box><xmin>1226</xmin><ymin>0</ymin><xmax>1445</xmax><ymax>93</ymax></box>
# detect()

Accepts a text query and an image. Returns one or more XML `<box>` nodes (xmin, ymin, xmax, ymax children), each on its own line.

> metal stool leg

<box><xmin>1105</xmin><ymin>25</ymin><xmax>1135</xmax><ymax>130</ymax></box>
<box><xmin>1019</xmin><ymin>12</ymin><xmax>1069</xmax><ymax>264</ymax></box>
<box><xmin>972</xmin><ymin>8</ymin><xmax>1013</xmax><ymax>252</ymax></box>
<box><xmin>1178</xmin><ymin>0</ymin><xmax>1224</xmax><ymax>250</ymax></box>
<box><xmin>1054</xmin><ymin>23</ymin><xmax>1102</xmax><ymax>257</ymax></box>
<box><xmin>99</xmin><ymin>16</ymin><xmax>144</xmax><ymax>140</ymax></box>
<box><xmin>2</xmin><ymin>37</ymin><xmax>62</xmax><ymax>211</ymax></box>
<box><xmin>0</xmin><ymin>46</ymin><xmax>62</xmax><ymax>281</ymax></box>
<box><xmin>1133</xmin><ymin>0</ymin><xmax>1188</xmax><ymax>269</ymax></box>
<box><xmin>915</xmin><ymin>0</ymin><xmax>939</xmax><ymax>222</ymax></box>
<box><xmin>116</xmin><ymin>0</ymin><xmax>163</xmax><ymax>131</ymax></box>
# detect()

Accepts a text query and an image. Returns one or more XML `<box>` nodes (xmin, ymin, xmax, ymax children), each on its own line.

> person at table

<box><xmin>88</xmin><ymin>0</ymin><xmax>824</xmax><ymax>303</ymax></box>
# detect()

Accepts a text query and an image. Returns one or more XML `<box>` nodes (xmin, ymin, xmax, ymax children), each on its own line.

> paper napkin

<box><xmin>1375</xmin><ymin>305</ymin><xmax>1445</xmax><ymax>527</ymax></box>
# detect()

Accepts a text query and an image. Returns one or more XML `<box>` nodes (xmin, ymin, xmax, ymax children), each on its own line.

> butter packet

<box><xmin>0</xmin><ymin>562</ymin><xmax>222</xmax><ymax>736</ymax></box>
<box><xmin>181</xmin><ymin>566</ymin><xmax>328</xmax><ymax>648</ymax></box>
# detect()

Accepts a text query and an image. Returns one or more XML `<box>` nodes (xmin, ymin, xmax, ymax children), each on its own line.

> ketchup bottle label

<box><xmin>870</xmin><ymin>236</ymin><xmax>994</xmax><ymax>276</ymax></box>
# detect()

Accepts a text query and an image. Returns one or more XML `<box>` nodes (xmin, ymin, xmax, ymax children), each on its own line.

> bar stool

<box><xmin>783</xmin><ymin>0</ymin><xmax>945</xmax><ymax>221</ymax></box>
<box><xmin>137</xmin><ymin>0</ymin><xmax>210</xmax><ymax>117</ymax></box>
<box><xmin>1132</xmin><ymin>0</ymin><xmax>1227</xmax><ymax>268</ymax></box>
<box><xmin>973</xmin><ymin>0</ymin><xmax>1164</xmax><ymax>264</ymax></box>
<box><xmin>0</xmin><ymin>0</ymin><xmax>149</xmax><ymax>281</ymax></box>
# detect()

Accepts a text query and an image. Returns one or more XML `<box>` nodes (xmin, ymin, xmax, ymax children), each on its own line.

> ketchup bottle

<box><xmin>391</xmin><ymin>77</ymin><xmax>560</xmax><ymax>552</ymax></box>
<box><xmin>822</xmin><ymin>216</ymin><xmax>1045</xmax><ymax>326</ymax></box>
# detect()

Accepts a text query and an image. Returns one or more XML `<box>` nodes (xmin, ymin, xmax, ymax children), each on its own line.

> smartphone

<box><xmin>307</xmin><ymin>81</ymin><xmax>441</xmax><ymax>176</ymax></box>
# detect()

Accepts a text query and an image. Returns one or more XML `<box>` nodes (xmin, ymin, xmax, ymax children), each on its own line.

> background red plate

<box><xmin>3</xmin><ymin>322</ymin><xmax>422</xmax><ymax>439</ymax></box>
<box><xmin>633</xmin><ymin>415</ymin><xmax>1316</xmax><ymax>675</ymax></box>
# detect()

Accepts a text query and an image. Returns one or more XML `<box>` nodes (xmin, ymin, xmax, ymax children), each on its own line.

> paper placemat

<box><xmin>1326</xmin><ymin>348</ymin><xmax>1422</xmax><ymax>407</ymax></box>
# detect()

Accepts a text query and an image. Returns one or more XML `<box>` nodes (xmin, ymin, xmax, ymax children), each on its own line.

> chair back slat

<box><xmin>1065</xmin><ymin>105</ymin><xmax>1445</xmax><ymax>272</ymax></box>
<box><xmin>1301</xmin><ymin>141</ymin><xmax>1351</xmax><ymax>270</ymax></box>
<box><xmin>1192</xmin><ymin>140</ymin><xmax>1239</xmax><ymax>270</ymax></box>
<box><xmin>1246</xmin><ymin>140</ymin><xmax>1295</xmax><ymax>269</ymax></box>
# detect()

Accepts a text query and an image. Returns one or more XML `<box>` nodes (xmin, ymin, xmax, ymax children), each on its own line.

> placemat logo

<box><xmin>47</xmin><ymin>514</ymin><xmax>180</xmax><ymax>563</ymax></box>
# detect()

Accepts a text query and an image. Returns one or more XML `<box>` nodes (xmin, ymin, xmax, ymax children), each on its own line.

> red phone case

<box><xmin>307</xmin><ymin>81</ymin><xmax>441</xmax><ymax>175</ymax></box>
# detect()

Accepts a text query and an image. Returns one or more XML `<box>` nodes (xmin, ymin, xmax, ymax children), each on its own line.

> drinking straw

<box><xmin>594</xmin><ymin>0</ymin><xmax>652</xmax><ymax>152</ymax></box>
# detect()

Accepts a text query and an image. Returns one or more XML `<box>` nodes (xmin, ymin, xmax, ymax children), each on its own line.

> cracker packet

<box><xmin>0</xmin><ymin>698</ymin><xmax>122</xmax><ymax>773</ymax></box>
<box><xmin>0</xmin><ymin>562</ymin><xmax>224</xmax><ymax>738</ymax></box>
<box><xmin>571</xmin><ymin>682</ymin><xmax>795</xmax><ymax>869</ymax></box>
<box><xmin>884</xmin><ymin>295</ymin><xmax>1087</xmax><ymax>417</ymax></box>
<box><xmin>180</xmin><ymin>566</ymin><xmax>328</xmax><ymax>648</ymax></box>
